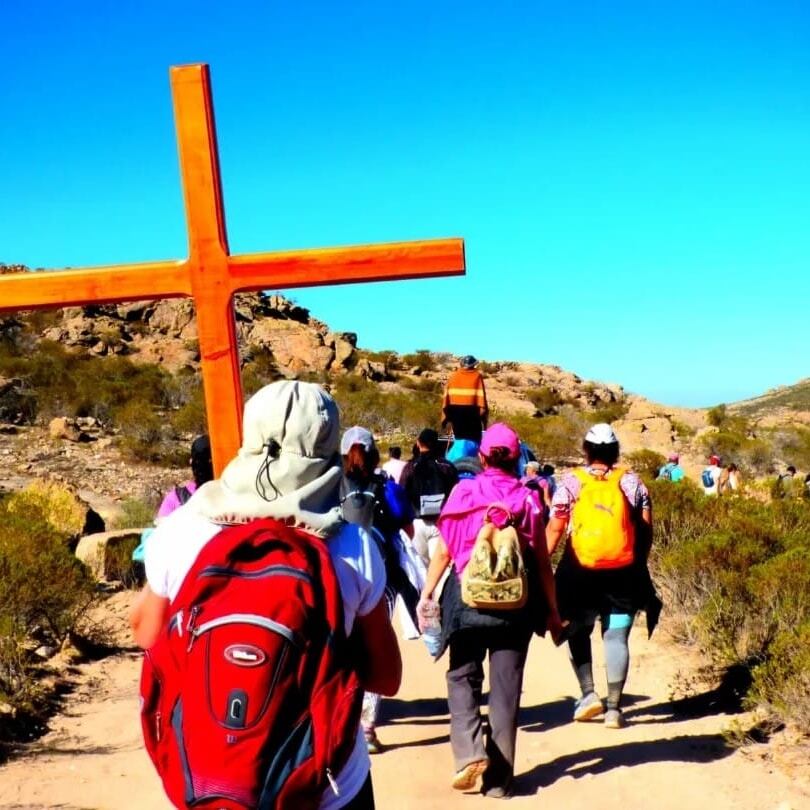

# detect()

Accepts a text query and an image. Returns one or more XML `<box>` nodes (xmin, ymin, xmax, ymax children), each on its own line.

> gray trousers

<box><xmin>446</xmin><ymin>628</ymin><xmax>530</xmax><ymax>789</ymax></box>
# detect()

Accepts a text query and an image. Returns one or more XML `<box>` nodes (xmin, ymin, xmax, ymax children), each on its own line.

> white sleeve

<box><xmin>142</xmin><ymin>508</ymin><xmax>221</xmax><ymax>601</ymax></box>
<box><xmin>144</xmin><ymin>519</ymin><xmax>173</xmax><ymax>599</ymax></box>
<box><xmin>331</xmin><ymin>523</ymin><xmax>386</xmax><ymax>619</ymax></box>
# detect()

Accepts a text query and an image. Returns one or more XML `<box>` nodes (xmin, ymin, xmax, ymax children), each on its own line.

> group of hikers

<box><xmin>128</xmin><ymin>355</ymin><xmax>662</xmax><ymax>809</ymax></box>
<box><xmin>655</xmin><ymin>452</ymin><xmax>742</xmax><ymax>494</ymax></box>
<box><xmin>659</xmin><ymin>452</ymin><xmax>808</xmax><ymax>499</ymax></box>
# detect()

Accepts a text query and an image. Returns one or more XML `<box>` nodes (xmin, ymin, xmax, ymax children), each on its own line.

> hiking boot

<box><xmin>364</xmin><ymin>729</ymin><xmax>383</xmax><ymax>754</ymax></box>
<box><xmin>604</xmin><ymin>708</ymin><xmax>626</xmax><ymax>729</ymax></box>
<box><xmin>573</xmin><ymin>691</ymin><xmax>605</xmax><ymax>722</ymax></box>
<box><xmin>452</xmin><ymin>759</ymin><xmax>489</xmax><ymax>791</ymax></box>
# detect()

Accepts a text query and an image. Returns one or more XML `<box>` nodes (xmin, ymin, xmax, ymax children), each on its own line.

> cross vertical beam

<box><xmin>170</xmin><ymin>64</ymin><xmax>243</xmax><ymax>472</ymax></box>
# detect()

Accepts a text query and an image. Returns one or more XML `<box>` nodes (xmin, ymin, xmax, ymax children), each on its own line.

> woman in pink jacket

<box><xmin>419</xmin><ymin>423</ymin><xmax>562</xmax><ymax>799</ymax></box>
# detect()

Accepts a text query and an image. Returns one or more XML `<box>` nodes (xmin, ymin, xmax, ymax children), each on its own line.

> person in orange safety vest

<box><xmin>441</xmin><ymin>355</ymin><xmax>489</xmax><ymax>443</ymax></box>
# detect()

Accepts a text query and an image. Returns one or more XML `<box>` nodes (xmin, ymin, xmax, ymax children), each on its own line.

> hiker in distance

<box><xmin>131</xmin><ymin>434</ymin><xmax>215</xmax><ymax>569</ymax></box>
<box><xmin>441</xmin><ymin>354</ymin><xmax>489</xmax><ymax>443</ymax></box>
<box><xmin>130</xmin><ymin>380</ymin><xmax>400</xmax><ymax>810</ymax></box>
<box><xmin>339</xmin><ymin>424</ymin><xmax>417</xmax><ymax>755</ymax></box>
<box><xmin>546</xmin><ymin>423</ymin><xmax>660</xmax><ymax>730</ymax></box>
<box><xmin>656</xmin><ymin>452</ymin><xmax>685</xmax><ymax>483</ymax></box>
<box><xmin>701</xmin><ymin>454</ymin><xmax>724</xmax><ymax>495</ymax></box>
<box><xmin>419</xmin><ymin>422</ymin><xmax>563</xmax><ymax>799</ymax></box>
<box><xmin>400</xmin><ymin>427</ymin><xmax>459</xmax><ymax>569</ymax></box>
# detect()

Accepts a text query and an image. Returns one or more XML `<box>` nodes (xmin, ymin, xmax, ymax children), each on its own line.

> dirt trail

<box><xmin>0</xmin><ymin>618</ymin><xmax>808</xmax><ymax>810</ymax></box>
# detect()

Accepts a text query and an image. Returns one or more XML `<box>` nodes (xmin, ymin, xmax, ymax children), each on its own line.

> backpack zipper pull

<box><xmin>186</xmin><ymin>606</ymin><xmax>201</xmax><ymax>652</ymax></box>
<box><xmin>326</xmin><ymin>768</ymin><xmax>340</xmax><ymax>797</ymax></box>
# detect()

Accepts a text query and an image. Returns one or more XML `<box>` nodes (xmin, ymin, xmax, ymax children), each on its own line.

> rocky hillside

<box><xmin>2</xmin><ymin>263</ymin><xmax>806</xmax><ymax>506</ymax></box>
<box><xmin>730</xmin><ymin>378</ymin><xmax>810</xmax><ymax>427</ymax></box>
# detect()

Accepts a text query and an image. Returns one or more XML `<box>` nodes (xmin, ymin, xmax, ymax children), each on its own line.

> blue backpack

<box><xmin>701</xmin><ymin>468</ymin><xmax>715</xmax><ymax>488</ymax></box>
<box><xmin>658</xmin><ymin>463</ymin><xmax>674</xmax><ymax>481</ymax></box>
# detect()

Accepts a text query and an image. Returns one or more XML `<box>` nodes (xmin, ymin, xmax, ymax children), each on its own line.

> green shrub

<box><xmin>625</xmin><ymin>449</ymin><xmax>666</xmax><ymax>481</ymax></box>
<box><xmin>103</xmin><ymin>534</ymin><xmax>143</xmax><ymax>589</ymax></box>
<box><xmin>672</xmin><ymin>419</ymin><xmax>696</xmax><ymax>439</ymax></box>
<box><xmin>115</xmin><ymin>403</ymin><xmax>168</xmax><ymax>463</ymax></box>
<box><xmin>399</xmin><ymin>376</ymin><xmax>442</xmax><ymax>395</ymax></box>
<box><xmin>0</xmin><ymin>488</ymin><xmax>98</xmax><ymax>707</ymax></box>
<box><xmin>357</xmin><ymin>348</ymin><xmax>397</xmax><ymax>368</ymax></box>
<box><xmin>169</xmin><ymin>385</ymin><xmax>208</xmax><ymax>436</ymax></box>
<box><xmin>0</xmin><ymin>340</ymin><xmax>176</xmax><ymax>429</ymax></box>
<box><xmin>707</xmin><ymin>404</ymin><xmax>727</xmax><ymax>427</ymax></box>
<box><xmin>112</xmin><ymin>496</ymin><xmax>159</xmax><ymax>530</ymax></box>
<box><xmin>526</xmin><ymin>386</ymin><xmax>563</xmax><ymax>414</ymax></box>
<box><xmin>590</xmin><ymin>399</ymin><xmax>630</xmax><ymax>423</ymax></box>
<box><xmin>400</xmin><ymin>350</ymin><xmax>436</xmax><ymax>373</ymax></box>
<box><xmin>6</xmin><ymin>480</ymin><xmax>87</xmax><ymax>539</ymax></box>
<box><xmin>502</xmin><ymin>409</ymin><xmax>586</xmax><ymax>463</ymax></box>
<box><xmin>332</xmin><ymin>375</ymin><xmax>441</xmax><ymax>438</ymax></box>
<box><xmin>650</xmin><ymin>487</ymin><xmax>810</xmax><ymax>732</ymax></box>
<box><xmin>749</xmin><ymin>622</ymin><xmax>810</xmax><ymax>733</ymax></box>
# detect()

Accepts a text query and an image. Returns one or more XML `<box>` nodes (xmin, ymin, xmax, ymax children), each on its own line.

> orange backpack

<box><xmin>570</xmin><ymin>467</ymin><xmax>635</xmax><ymax>569</ymax></box>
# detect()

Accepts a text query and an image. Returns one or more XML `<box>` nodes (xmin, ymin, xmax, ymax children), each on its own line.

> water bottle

<box><xmin>418</xmin><ymin>599</ymin><xmax>442</xmax><ymax>657</ymax></box>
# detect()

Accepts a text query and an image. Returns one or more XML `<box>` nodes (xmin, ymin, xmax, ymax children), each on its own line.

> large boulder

<box><xmin>49</xmin><ymin>416</ymin><xmax>83</xmax><ymax>442</ymax></box>
<box><xmin>326</xmin><ymin>332</ymin><xmax>357</xmax><ymax>370</ymax></box>
<box><xmin>75</xmin><ymin>529</ymin><xmax>143</xmax><ymax>582</ymax></box>
<box><xmin>249</xmin><ymin>320</ymin><xmax>334</xmax><ymax>375</ymax></box>
<box><xmin>149</xmin><ymin>299</ymin><xmax>197</xmax><ymax>340</ymax></box>
<box><xmin>614</xmin><ymin>399</ymin><xmax>677</xmax><ymax>455</ymax></box>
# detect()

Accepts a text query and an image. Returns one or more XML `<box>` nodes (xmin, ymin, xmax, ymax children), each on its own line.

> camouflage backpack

<box><xmin>461</xmin><ymin>503</ymin><xmax>527</xmax><ymax>611</ymax></box>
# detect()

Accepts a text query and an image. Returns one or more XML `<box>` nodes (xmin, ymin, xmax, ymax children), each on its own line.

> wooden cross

<box><xmin>0</xmin><ymin>64</ymin><xmax>465</xmax><ymax>473</ymax></box>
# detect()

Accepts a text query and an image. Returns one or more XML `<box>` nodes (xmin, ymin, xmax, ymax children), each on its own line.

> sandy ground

<box><xmin>1</xmin><ymin>616</ymin><xmax>808</xmax><ymax>810</ymax></box>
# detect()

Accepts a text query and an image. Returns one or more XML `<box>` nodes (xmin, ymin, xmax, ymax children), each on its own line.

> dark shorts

<box><xmin>555</xmin><ymin>552</ymin><xmax>641</xmax><ymax>621</ymax></box>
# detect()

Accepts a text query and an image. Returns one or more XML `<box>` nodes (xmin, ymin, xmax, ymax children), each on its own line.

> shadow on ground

<box><xmin>521</xmin><ymin>694</ymin><xmax>650</xmax><ymax>734</ymax></box>
<box><xmin>625</xmin><ymin>663</ymin><xmax>752</xmax><ymax>725</ymax></box>
<box><xmin>515</xmin><ymin>732</ymin><xmax>732</xmax><ymax>795</ymax></box>
<box><xmin>382</xmin><ymin>697</ymin><xmax>449</xmax><ymax>723</ymax></box>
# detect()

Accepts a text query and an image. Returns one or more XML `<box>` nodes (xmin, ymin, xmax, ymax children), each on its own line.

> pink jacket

<box><xmin>437</xmin><ymin>468</ymin><xmax>544</xmax><ymax>579</ymax></box>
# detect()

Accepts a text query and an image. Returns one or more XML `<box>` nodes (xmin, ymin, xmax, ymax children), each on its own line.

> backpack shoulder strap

<box><xmin>174</xmin><ymin>484</ymin><xmax>192</xmax><ymax>505</ymax></box>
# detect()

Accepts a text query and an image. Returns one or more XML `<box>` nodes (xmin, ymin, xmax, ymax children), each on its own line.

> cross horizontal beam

<box><xmin>0</xmin><ymin>238</ymin><xmax>464</xmax><ymax>314</ymax></box>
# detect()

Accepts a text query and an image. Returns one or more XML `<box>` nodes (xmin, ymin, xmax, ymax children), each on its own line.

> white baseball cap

<box><xmin>340</xmin><ymin>425</ymin><xmax>375</xmax><ymax>455</ymax></box>
<box><xmin>585</xmin><ymin>423</ymin><xmax>618</xmax><ymax>445</ymax></box>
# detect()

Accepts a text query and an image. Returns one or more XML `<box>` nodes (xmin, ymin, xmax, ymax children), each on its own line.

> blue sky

<box><xmin>1</xmin><ymin>1</ymin><xmax>808</xmax><ymax>407</ymax></box>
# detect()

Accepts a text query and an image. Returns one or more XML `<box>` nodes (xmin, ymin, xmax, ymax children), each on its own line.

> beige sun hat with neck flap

<box><xmin>192</xmin><ymin>380</ymin><xmax>344</xmax><ymax>535</ymax></box>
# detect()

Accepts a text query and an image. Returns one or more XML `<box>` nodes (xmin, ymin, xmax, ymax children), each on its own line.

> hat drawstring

<box><xmin>255</xmin><ymin>440</ymin><xmax>282</xmax><ymax>502</ymax></box>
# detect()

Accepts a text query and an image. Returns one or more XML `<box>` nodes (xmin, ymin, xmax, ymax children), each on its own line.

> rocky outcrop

<box><xmin>31</xmin><ymin>292</ymin><xmax>359</xmax><ymax>380</ymax></box>
<box><xmin>0</xmin><ymin>376</ymin><xmax>35</xmax><ymax>424</ymax></box>
<box><xmin>614</xmin><ymin>399</ymin><xmax>678</xmax><ymax>455</ymax></box>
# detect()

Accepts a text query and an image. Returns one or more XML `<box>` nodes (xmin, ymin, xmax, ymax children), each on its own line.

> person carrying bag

<box><xmin>418</xmin><ymin>423</ymin><xmax>562</xmax><ymax>799</ymax></box>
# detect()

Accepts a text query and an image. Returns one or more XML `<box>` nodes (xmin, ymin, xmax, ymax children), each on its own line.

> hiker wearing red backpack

<box><xmin>418</xmin><ymin>423</ymin><xmax>563</xmax><ymax>799</ymax></box>
<box><xmin>130</xmin><ymin>381</ymin><xmax>401</xmax><ymax>810</ymax></box>
<box><xmin>546</xmin><ymin>423</ymin><xmax>660</xmax><ymax>731</ymax></box>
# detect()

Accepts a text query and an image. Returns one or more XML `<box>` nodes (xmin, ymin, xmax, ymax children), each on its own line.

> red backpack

<box><xmin>139</xmin><ymin>518</ymin><xmax>362</xmax><ymax>810</ymax></box>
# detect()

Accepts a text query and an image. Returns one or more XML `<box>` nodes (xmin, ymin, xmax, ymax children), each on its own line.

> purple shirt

<box><xmin>156</xmin><ymin>480</ymin><xmax>198</xmax><ymax>519</ymax></box>
<box><xmin>437</xmin><ymin>467</ymin><xmax>544</xmax><ymax>578</ymax></box>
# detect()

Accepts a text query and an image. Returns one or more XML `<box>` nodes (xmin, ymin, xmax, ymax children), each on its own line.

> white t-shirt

<box><xmin>381</xmin><ymin>458</ymin><xmax>407</xmax><ymax>484</ymax></box>
<box><xmin>144</xmin><ymin>506</ymin><xmax>386</xmax><ymax>809</ymax></box>
<box><xmin>702</xmin><ymin>465</ymin><xmax>723</xmax><ymax>495</ymax></box>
